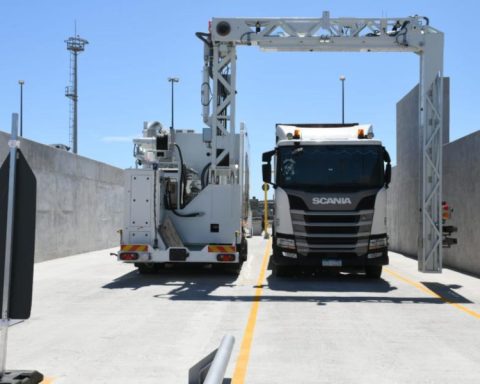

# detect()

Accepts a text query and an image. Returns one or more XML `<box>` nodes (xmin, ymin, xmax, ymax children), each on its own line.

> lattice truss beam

<box><xmin>211</xmin><ymin>45</ymin><xmax>236</xmax><ymax>168</ymax></box>
<box><xmin>420</xmin><ymin>74</ymin><xmax>444</xmax><ymax>272</ymax></box>
<box><xmin>199</xmin><ymin>11</ymin><xmax>444</xmax><ymax>272</ymax></box>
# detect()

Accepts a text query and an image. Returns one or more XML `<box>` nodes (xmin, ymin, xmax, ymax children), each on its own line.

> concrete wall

<box><xmin>387</xmin><ymin>84</ymin><xmax>422</xmax><ymax>257</ymax></box>
<box><xmin>443</xmin><ymin>131</ymin><xmax>480</xmax><ymax>275</ymax></box>
<box><xmin>0</xmin><ymin>131</ymin><xmax>124</xmax><ymax>262</ymax></box>
<box><xmin>388</xmin><ymin>79</ymin><xmax>480</xmax><ymax>276</ymax></box>
<box><xmin>388</xmin><ymin>80</ymin><xmax>450</xmax><ymax>257</ymax></box>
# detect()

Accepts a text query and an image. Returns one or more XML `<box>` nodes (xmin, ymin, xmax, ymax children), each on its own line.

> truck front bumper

<box><xmin>273</xmin><ymin>246</ymin><xmax>389</xmax><ymax>269</ymax></box>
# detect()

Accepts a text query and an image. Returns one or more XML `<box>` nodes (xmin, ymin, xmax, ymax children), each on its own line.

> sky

<box><xmin>1</xmin><ymin>0</ymin><xmax>479</xmax><ymax>199</ymax></box>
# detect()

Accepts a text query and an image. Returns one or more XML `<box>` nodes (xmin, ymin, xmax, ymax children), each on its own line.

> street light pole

<box><xmin>18</xmin><ymin>80</ymin><xmax>24</xmax><ymax>136</ymax></box>
<box><xmin>339</xmin><ymin>75</ymin><xmax>345</xmax><ymax>124</ymax></box>
<box><xmin>168</xmin><ymin>77</ymin><xmax>179</xmax><ymax>129</ymax></box>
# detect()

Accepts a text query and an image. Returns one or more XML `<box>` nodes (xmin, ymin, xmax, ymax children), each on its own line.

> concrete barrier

<box><xmin>0</xmin><ymin>131</ymin><xmax>124</xmax><ymax>262</ymax></box>
<box><xmin>442</xmin><ymin>131</ymin><xmax>480</xmax><ymax>275</ymax></box>
<box><xmin>388</xmin><ymin>79</ymin><xmax>480</xmax><ymax>276</ymax></box>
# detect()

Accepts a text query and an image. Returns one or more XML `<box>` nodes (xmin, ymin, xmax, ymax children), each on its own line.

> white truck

<box><xmin>117</xmin><ymin>122</ymin><xmax>249</xmax><ymax>273</ymax></box>
<box><xmin>262</xmin><ymin>123</ymin><xmax>391</xmax><ymax>278</ymax></box>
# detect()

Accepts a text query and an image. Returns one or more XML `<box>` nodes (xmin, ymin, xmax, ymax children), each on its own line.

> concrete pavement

<box><xmin>5</xmin><ymin>237</ymin><xmax>480</xmax><ymax>383</ymax></box>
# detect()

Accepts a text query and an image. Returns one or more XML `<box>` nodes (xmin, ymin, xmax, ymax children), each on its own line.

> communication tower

<box><xmin>65</xmin><ymin>34</ymin><xmax>88</xmax><ymax>154</ymax></box>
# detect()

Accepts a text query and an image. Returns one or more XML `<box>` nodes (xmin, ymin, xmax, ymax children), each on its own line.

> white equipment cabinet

<box><xmin>118</xmin><ymin>123</ymin><xmax>249</xmax><ymax>274</ymax></box>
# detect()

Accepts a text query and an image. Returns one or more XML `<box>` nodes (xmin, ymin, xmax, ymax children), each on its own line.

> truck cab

<box><xmin>262</xmin><ymin>123</ymin><xmax>391</xmax><ymax>278</ymax></box>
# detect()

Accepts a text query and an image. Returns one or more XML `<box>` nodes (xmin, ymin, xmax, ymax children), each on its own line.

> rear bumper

<box><xmin>118</xmin><ymin>246</ymin><xmax>240</xmax><ymax>264</ymax></box>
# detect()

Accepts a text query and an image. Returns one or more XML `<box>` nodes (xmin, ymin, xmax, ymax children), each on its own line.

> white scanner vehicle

<box><xmin>117</xmin><ymin>122</ymin><xmax>249</xmax><ymax>274</ymax></box>
<box><xmin>262</xmin><ymin>123</ymin><xmax>391</xmax><ymax>278</ymax></box>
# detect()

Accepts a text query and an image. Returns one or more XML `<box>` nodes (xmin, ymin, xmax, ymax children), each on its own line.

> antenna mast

<box><xmin>65</xmin><ymin>30</ymin><xmax>88</xmax><ymax>154</ymax></box>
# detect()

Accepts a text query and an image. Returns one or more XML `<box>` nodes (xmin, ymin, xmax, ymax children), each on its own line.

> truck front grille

<box><xmin>290</xmin><ymin>209</ymin><xmax>374</xmax><ymax>256</ymax></box>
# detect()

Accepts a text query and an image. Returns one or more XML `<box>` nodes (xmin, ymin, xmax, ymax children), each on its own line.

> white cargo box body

<box><xmin>121</xmin><ymin>128</ymin><xmax>248</xmax><ymax>265</ymax></box>
<box><xmin>123</xmin><ymin>169</ymin><xmax>243</xmax><ymax>264</ymax></box>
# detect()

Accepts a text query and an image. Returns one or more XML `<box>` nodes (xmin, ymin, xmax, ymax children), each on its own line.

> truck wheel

<box><xmin>274</xmin><ymin>264</ymin><xmax>294</xmax><ymax>278</ymax></box>
<box><xmin>365</xmin><ymin>265</ymin><xmax>382</xmax><ymax>279</ymax></box>
<box><xmin>215</xmin><ymin>262</ymin><xmax>242</xmax><ymax>275</ymax></box>
<box><xmin>230</xmin><ymin>262</ymin><xmax>243</xmax><ymax>275</ymax></box>
<box><xmin>240</xmin><ymin>236</ymin><xmax>248</xmax><ymax>261</ymax></box>
<box><xmin>137</xmin><ymin>263</ymin><xmax>159</xmax><ymax>274</ymax></box>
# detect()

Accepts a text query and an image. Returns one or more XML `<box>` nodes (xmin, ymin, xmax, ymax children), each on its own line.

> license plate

<box><xmin>322</xmin><ymin>259</ymin><xmax>342</xmax><ymax>267</ymax></box>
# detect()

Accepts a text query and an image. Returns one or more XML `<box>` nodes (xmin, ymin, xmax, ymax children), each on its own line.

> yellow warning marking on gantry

<box><xmin>232</xmin><ymin>238</ymin><xmax>271</xmax><ymax>384</ymax></box>
<box><xmin>385</xmin><ymin>267</ymin><xmax>480</xmax><ymax>320</ymax></box>
<box><xmin>41</xmin><ymin>377</ymin><xmax>55</xmax><ymax>384</ymax></box>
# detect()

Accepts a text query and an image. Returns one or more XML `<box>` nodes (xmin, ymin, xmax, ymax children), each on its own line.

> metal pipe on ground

<box><xmin>204</xmin><ymin>335</ymin><xmax>235</xmax><ymax>384</ymax></box>
<box><xmin>189</xmin><ymin>334</ymin><xmax>235</xmax><ymax>384</ymax></box>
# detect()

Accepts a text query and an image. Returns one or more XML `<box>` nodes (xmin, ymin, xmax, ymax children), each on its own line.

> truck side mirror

<box><xmin>262</xmin><ymin>150</ymin><xmax>275</xmax><ymax>163</ymax></box>
<box><xmin>383</xmin><ymin>147</ymin><xmax>391</xmax><ymax>188</ymax></box>
<box><xmin>262</xmin><ymin>163</ymin><xmax>271</xmax><ymax>184</ymax></box>
<box><xmin>385</xmin><ymin>163</ymin><xmax>391</xmax><ymax>188</ymax></box>
<box><xmin>383</xmin><ymin>147</ymin><xmax>391</xmax><ymax>163</ymax></box>
<box><xmin>262</xmin><ymin>150</ymin><xmax>275</xmax><ymax>185</ymax></box>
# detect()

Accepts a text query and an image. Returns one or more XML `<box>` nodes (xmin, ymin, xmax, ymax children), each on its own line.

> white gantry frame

<box><xmin>200</xmin><ymin>11</ymin><xmax>444</xmax><ymax>272</ymax></box>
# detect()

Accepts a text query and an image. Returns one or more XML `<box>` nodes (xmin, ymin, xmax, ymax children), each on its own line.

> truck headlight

<box><xmin>277</xmin><ymin>237</ymin><xmax>296</xmax><ymax>250</ymax></box>
<box><xmin>369</xmin><ymin>237</ymin><xmax>388</xmax><ymax>250</ymax></box>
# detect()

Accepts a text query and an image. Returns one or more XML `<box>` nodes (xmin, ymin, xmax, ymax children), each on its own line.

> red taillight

<box><xmin>217</xmin><ymin>254</ymin><xmax>235</xmax><ymax>262</ymax></box>
<box><xmin>120</xmin><ymin>252</ymin><xmax>139</xmax><ymax>261</ymax></box>
<box><xmin>442</xmin><ymin>201</ymin><xmax>450</xmax><ymax>220</ymax></box>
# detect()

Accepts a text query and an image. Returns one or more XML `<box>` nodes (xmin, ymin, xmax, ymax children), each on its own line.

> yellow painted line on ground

<box><xmin>232</xmin><ymin>239</ymin><xmax>272</xmax><ymax>384</ymax></box>
<box><xmin>41</xmin><ymin>377</ymin><xmax>55</xmax><ymax>384</ymax></box>
<box><xmin>385</xmin><ymin>267</ymin><xmax>480</xmax><ymax>320</ymax></box>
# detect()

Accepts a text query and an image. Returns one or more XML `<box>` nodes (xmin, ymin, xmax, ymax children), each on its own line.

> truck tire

<box><xmin>215</xmin><ymin>262</ymin><xmax>242</xmax><ymax>275</ymax></box>
<box><xmin>365</xmin><ymin>265</ymin><xmax>382</xmax><ymax>279</ymax></box>
<box><xmin>229</xmin><ymin>262</ymin><xmax>243</xmax><ymax>275</ymax></box>
<box><xmin>274</xmin><ymin>264</ymin><xmax>294</xmax><ymax>278</ymax></box>
<box><xmin>272</xmin><ymin>243</ymin><xmax>293</xmax><ymax>277</ymax></box>
<box><xmin>240</xmin><ymin>236</ymin><xmax>248</xmax><ymax>262</ymax></box>
<box><xmin>137</xmin><ymin>263</ymin><xmax>160</xmax><ymax>274</ymax></box>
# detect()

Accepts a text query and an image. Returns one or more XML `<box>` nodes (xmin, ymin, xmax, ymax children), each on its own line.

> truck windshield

<box><xmin>276</xmin><ymin>145</ymin><xmax>384</xmax><ymax>189</ymax></box>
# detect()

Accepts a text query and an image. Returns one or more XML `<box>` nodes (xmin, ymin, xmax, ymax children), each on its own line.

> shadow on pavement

<box><xmin>102</xmin><ymin>264</ymin><xmax>469</xmax><ymax>306</ymax></box>
<box><xmin>154</xmin><ymin>272</ymin><xmax>460</xmax><ymax>306</ymax></box>
<box><xmin>266</xmin><ymin>271</ymin><xmax>397</xmax><ymax>294</ymax></box>
<box><xmin>421</xmin><ymin>282</ymin><xmax>472</xmax><ymax>304</ymax></box>
<box><xmin>158</xmin><ymin>290</ymin><xmax>464</xmax><ymax>306</ymax></box>
<box><xmin>102</xmin><ymin>264</ymin><xmax>237</xmax><ymax>291</ymax></box>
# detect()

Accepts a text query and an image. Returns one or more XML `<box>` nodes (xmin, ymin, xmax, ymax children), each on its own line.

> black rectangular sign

<box><xmin>0</xmin><ymin>149</ymin><xmax>37</xmax><ymax>319</ymax></box>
